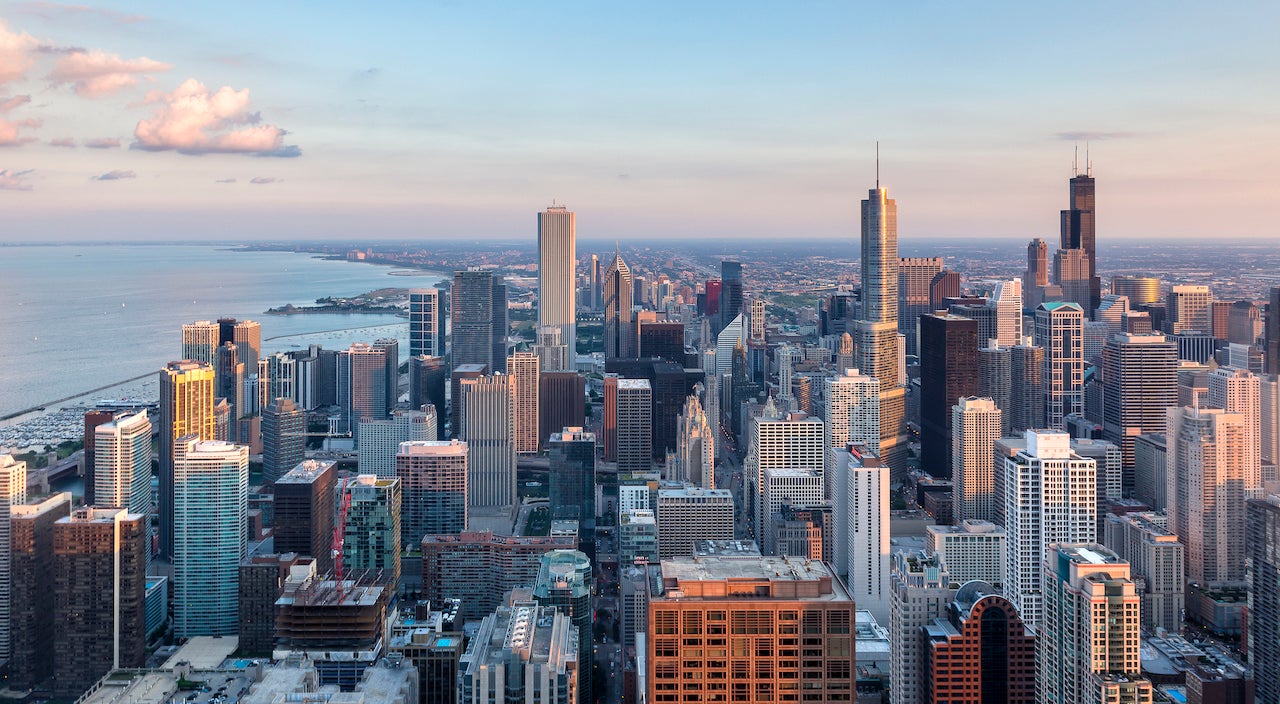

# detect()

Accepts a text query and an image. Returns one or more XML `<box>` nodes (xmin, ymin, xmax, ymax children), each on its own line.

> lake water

<box><xmin>0</xmin><ymin>244</ymin><xmax>448</xmax><ymax>418</ymax></box>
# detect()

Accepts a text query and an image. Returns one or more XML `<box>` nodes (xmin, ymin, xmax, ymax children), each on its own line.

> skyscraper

<box><xmin>890</xmin><ymin>551</ymin><xmax>955</xmax><ymax>704</ymax></box>
<box><xmin>538</xmin><ymin>370</ymin><xmax>586</xmax><ymax>450</ymax></box>
<box><xmin>831</xmin><ymin>443</ymin><xmax>890</xmax><ymax>622</ymax></box>
<box><xmin>824</xmin><ymin>368</ymin><xmax>880</xmax><ymax>495</ymax></box>
<box><xmin>397</xmin><ymin>440</ymin><xmax>469</xmax><ymax>547</ymax></box>
<box><xmin>538</xmin><ymin>204</ymin><xmax>577</xmax><ymax>355</ymax></box>
<box><xmin>978</xmin><ymin>340</ymin><xmax>1013</xmax><ymax>434</ymax></box>
<box><xmin>1025</xmin><ymin>238</ymin><xmax>1049</xmax><ymax>287</ymax></box>
<box><xmin>459</xmin><ymin>598</ymin><xmax>579</xmax><ymax>704</ymax></box>
<box><xmin>923</xmin><ymin>583</ymin><xmax>1036</xmax><ymax>704</ymax></box>
<box><xmin>992</xmin><ymin>277</ymin><xmax>1024</xmax><ymax>346</ymax></box>
<box><xmin>1099</xmin><ymin>333</ymin><xmax>1178</xmax><ymax>487</ymax></box>
<box><xmin>720</xmin><ymin>259</ymin><xmax>744</xmax><ymax>334</ymax></box>
<box><xmin>508</xmin><ymin>351</ymin><xmax>540</xmax><ymax>454</ymax></box>
<box><xmin>452</xmin><ymin>268</ymin><xmax>509</xmax><ymax>373</ymax></box>
<box><xmin>340</xmin><ymin>474</ymin><xmax>403</xmax><ymax>588</ymax></box>
<box><xmin>358</xmin><ymin>406</ymin><xmax>437</xmax><ymax>477</ymax></box>
<box><xmin>1111</xmin><ymin>276</ymin><xmax>1161</xmax><ymax>306</ymax></box>
<box><xmin>1266</xmin><ymin>287</ymin><xmax>1280</xmax><ymax>375</ymax></box>
<box><xmin>1059</xmin><ymin>165</ymin><xmax>1100</xmax><ymax>313</ymax></box>
<box><xmin>899</xmin><ymin>257</ymin><xmax>945</xmax><ymax>356</ymax></box>
<box><xmin>1166</xmin><ymin>284</ymin><xmax>1213</xmax><ymax>334</ymax></box>
<box><xmin>373</xmin><ymin>337</ymin><xmax>400</xmax><ymax>414</ymax></box>
<box><xmin>1035</xmin><ymin>302</ymin><xmax>1085</xmax><ymax>430</ymax></box>
<box><xmin>614</xmin><ymin>378</ymin><xmax>653</xmax><ymax>473</ymax></box>
<box><xmin>181</xmin><ymin>320</ymin><xmax>220</xmax><ymax>365</ymax></box>
<box><xmin>533</xmin><ymin>550</ymin><xmax>593</xmax><ymax>704</ymax></box>
<box><xmin>747</xmin><ymin>402</ymin><xmax>825</xmax><ymax>541</ymax></box>
<box><xmin>533</xmin><ymin>325</ymin><xmax>571</xmax><ymax>372</ymax></box>
<box><xmin>548</xmin><ymin>428</ymin><xmax>596</xmax><ymax>536</ymax></box>
<box><xmin>52</xmin><ymin>507</ymin><xmax>147</xmax><ymax>698</ymax></box>
<box><xmin>409</xmin><ymin>288</ymin><xmax>444</xmax><ymax>358</ymax></box>
<box><xmin>1001</xmin><ymin>430</ymin><xmax>1097</xmax><ymax>630</ymax></box>
<box><xmin>1053</xmin><ymin>246</ymin><xmax>1093</xmax><ymax>313</ymax></box>
<box><xmin>1039</xmin><ymin>544</ymin><xmax>1152</xmax><ymax>704</ymax></box>
<box><xmin>1009</xmin><ymin>337</ymin><xmax>1046</xmax><ymax>432</ymax></box>
<box><xmin>1102</xmin><ymin>511</ymin><xmax>1184</xmax><ymax>632</ymax></box>
<box><xmin>8</xmin><ymin>492</ymin><xmax>72</xmax><ymax>691</ymax></box>
<box><xmin>338</xmin><ymin>342</ymin><xmax>388</xmax><ymax>433</ymax></box>
<box><xmin>460</xmin><ymin>375</ymin><xmax>516</xmax><ymax>509</ymax></box>
<box><xmin>1208</xmin><ymin>366</ymin><xmax>1262</xmax><ymax>482</ymax></box>
<box><xmin>159</xmin><ymin>360</ymin><xmax>216</xmax><ymax>558</ymax></box>
<box><xmin>172</xmin><ymin>437</ymin><xmax>248</xmax><ymax>638</ymax></box>
<box><xmin>93</xmin><ymin>410</ymin><xmax>153</xmax><ymax>514</ymax></box>
<box><xmin>952</xmin><ymin>397</ymin><xmax>1002</xmax><ymax>523</ymax></box>
<box><xmin>674</xmin><ymin>392</ymin><xmax>715</xmax><ymax>488</ymax></box>
<box><xmin>0</xmin><ymin>454</ymin><xmax>28</xmax><ymax>665</ymax></box>
<box><xmin>604</xmin><ymin>251</ymin><xmax>634</xmax><ymax>359</ymax></box>
<box><xmin>274</xmin><ymin>459</ymin><xmax>337</xmax><ymax>573</ymax></box>
<box><xmin>262</xmin><ymin>397</ymin><xmax>306</xmax><ymax>483</ymax></box>
<box><xmin>410</xmin><ymin>354</ymin><xmax>448</xmax><ymax>420</ymax></box>
<box><xmin>919</xmin><ymin>314</ymin><xmax>980</xmax><ymax>477</ymax></box>
<box><xmin>1247</xmin><ymin>496</ymin><xmax>1280</xmax><ymax>704</ymax></box>
<box><xmin>1166</xmin><ymin>405</ymin><xmax>1255</xmax><ymax>584</ymax></box>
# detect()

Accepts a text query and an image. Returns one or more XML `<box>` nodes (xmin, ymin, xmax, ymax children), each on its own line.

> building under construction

<box><xmin>273</xmin><ymin>571</ymin><xmax>391</xmax><ymax>690</ymax></box>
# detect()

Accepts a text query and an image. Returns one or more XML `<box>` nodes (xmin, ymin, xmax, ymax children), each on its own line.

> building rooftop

<box><xmin>277</xmin><ymin>579</ymin><xmax>387</xmax><ymax>608</ymax></box>
<box><xmin>398</xmin><ymin>439</ymin><xmax>467</xmax><ymax>456</ymax></box>
<box><xmin>656</xmin><ymin>487</ymin><xmax>734</xmax><ymax>500</ymax></box>
<box><xmin>693</xmin><ymin>540</ymin><xmax>761</xmax><ymax>557</ymax></box>
<box><xmin>659</xmin><ymin>555</ymin><xmax>850</xmax><ymax>601</ymax></box>
<box><xmin>616</xmin><ymin>378</ymin><xmax>651</xmax><ymax>390</ymax></box>
<box><xmin>276</xmin><ymin>459</ymin><xmax>336</xmax><ymax>484</ymax></box>
<box><xmin>927</xmin><ymin>519</ymin><xmax>1005</xmax><ymax>536</ymax></box>
<box><xmin>1059</xmin><ymin>544</ymin><xmax>1124</xmax><ymax>565</ymax></box>
<box><xmin>622</xmin><ymin>509</ymin><xmax>656</xmax><ymax>526</ymax></box>
<box><xmin>161</xmin><ymin>635</ymin><xmax>240</xmax><ymax>669</ymax></box>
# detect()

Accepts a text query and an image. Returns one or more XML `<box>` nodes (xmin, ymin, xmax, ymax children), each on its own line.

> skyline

<box><xmin>0</xmin><ymin>1</ymin><xmax>1277</xmax><ymax>241</ymax></box>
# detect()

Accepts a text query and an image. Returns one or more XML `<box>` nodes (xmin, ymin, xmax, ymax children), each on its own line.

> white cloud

<box><xmin>49</xmin><ymin>50</ymin><xmax>170</xmax><ymax>97</ymax></box>
<box><xmin>92</xmin><ymin>169</ymin><xmax>135</xmax><ymax>180</ymax></box>
<box><xmin>48</xmin><ymin>136</ymin><xmax>75</xmax><ymax>147</ymax></box>
<box><xmin>132</xmin><ymin>78</ymin><xmax>300</xmax><ymax>157</ymax></box>
<box><xmin>0</xmin><ymin>21</ymin><xmax>38</xmax><ymax>86</ymax></box>
<box><xmin>84</xmin><ymin>136</ymin><xmax>120</xmax><ymax>149</ymax></box>
<box><xmin>0</xmin><ymin>168</ymin><xmax>34</xmax><ymax>190</ymax></box>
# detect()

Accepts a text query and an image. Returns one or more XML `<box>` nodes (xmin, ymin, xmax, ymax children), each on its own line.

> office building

<box><xmin>82</xmin><ymin>409</ymin><xmax>118</xmax><ymax>505</ymax></box>
<box><xmin>358</xmin><ymin>406</ymin><xmax>437</xmax><ymax>477</ymax></box>
<box><xmin>604</xmin><ymin>250</ymin><xmax>635</xmax><ymax>359</ymax></box>
<box><xmin>373</xmin><ymin>337</ymin><xmax>400</xmax><ymax>413</ymax></box>
<box><xmin>460</xmin><ymin>598</ymin><xmax>579</xmax><ymax>704</ymax></box>
<box><xmin>53</xmin><ymin>507</ymin><xmax>147</xmax><ymax>698</ymax></box>
<box><xmin>714</xmin><ymin>312</ymin><xmax>746</xmax><ymax>376</ymax></box>
<box><xmin>274</xmin><ymin>459</ymin><xmax>337</xmax><ymax>572</ymax></box>
<box><xmin>926</xmin><ymin>520</ymin><xmax>1006</xmax><ymax>586</ymax></box>
<box><xmin>1111</xmin><ymin>276</ymin><xmax>1161</xmax><ymax>306</ymax></box>
<box><xmin>7</xmin><ymin>492</ymin><xmax>71</xmax><ymax>690</ymax></box>
<box><xmin>612</xmin><ymin>378</ymin><xmax>653</xmax><ymax>473</ymax></box>
<box><xmin>1053</xmin><ymin>247</ymin><xmax>1093</xmax><ymax>313</ymax></box>
<box><xmin>182</xmin><ymin>319</ymin><xmax>220</xmax><ymax>365</ymax></box>
<box><xmin>159</xmin><ymin>360</ymin><xmax>216</xmax><ymax>558</ymax></box>
<box><xmin>1039</xmin><ymin>544</ymin><xmax>1152</xmax><ymax>704</ymax></box>
<box><xmin>449</xmin><ymin>363</ymin><xmax>487</xmax><ymax>438</ymax></box>
<box><xmin>825</xmin><ymin>369</ymin><xmax>881</xmax><ymax>487</ymax></box>
<box><xmin>1165</xmin><ymin>284</ymin><xmax>1213</xmax><ymax>335</ymax></box>
<box><xmin>1025</xmin><ymin>238</ymin><xmax>1049</xmax><ymax>288</ymax></box>
<box><xmin>340</xmin><ymin>474</ymin><xmax>402</xmax><ymax>588</ymax></box>
<box><xmin>262</xmin><ymin>397</ymin><xmax>306</xmax><ymax>483</ymax></box>
<box><xmin>215</xmin><ymin>341</ymin><xmax>247</xmax><ymax>420</ymax></box>
<box><xmin>951</xmin><ymin>398</ymin><xmax>1001</xmax><ymax>522</ymax></box>
<box><xmin>923</xmin><ymin>583</ymin><xmax>1035</xmax><ymax>704</ymax></box>
<box><xmin>508</xmin><ymin>351</ymin><xmax>540</xmax><ymax>454</ymax></box>
<box><xmin>257</xmin><ymin>352</ymin><xmax>296</xmax><ymax>411</ymax></box>
<box><xmin>538</xmin><ymin>371</ymin><xmax>586</xmax><ymax>450</ymax></box>
<box><xmin>460</xmin><ymin>374</ymin><xmax>516</xmax><ymax>509</ymax></box>
<box><xmin>1208</xmin><ymin>366</ymin><xmax>1262</xmax><ymax>483</ymax></box>
<box><xmin>421</xmin><ymin>531</ymin><xmax>576</xmax><ymax>621</ymax></box>
<box><xmin>831</xmin><ymin>443</ymin><xmax>890</xmax><ymax>623</ymax></box>
<box><xmin>1264</xmin><ymin>374</ymin><xmax>1280</xmax><ymax>473</ymax></box>
<box><xmin>673</xmin><ymin>391</ymin><xmax>715</xmax><ymax>488</ymax></box>
<box><xmin>647</xmin><ymin>555</ymin><xmax>857</xmax><ymax>704</ymax></box>
<box><xmin>992</xmin><ymin>278</ymin><xmax>1024</xmax><ymax>346</ymax></box>
<box><xmin>720</xmin><ymin>259</ymin><xmax>745</xmax><ymax>335</ymax></box>
<box><xmin>978</xmin><ymin>341</ymin><xmax>1013</xmax><ymax>434</ymax></box>
<box><xmin>397</xmin><ymin>440</ymin><xmax>468</xmax><ymax>547</ymax></box>
<box><xmin>1001</xmin><ymin>430</ymin><xmax>1097</xmax><ymax>630</ymax></box>
<box><xmin>388</xmin><ymin>628</ymin><xmax>464</xmax><ymax>704</ymax></box>
<box><xmin>409</xmin><ymin>288</ymin><xmax>444</xmax><ymax>358</ymax></box>
<box><xmin>453</xmin><ymin>268</ymin><xmax>509</xmax><ymax>373</ymax></box>
<box><xmin>338</xmin><ymin>342</ymin><xmax>389</xmax><ymax>433</ymax></box>
<box><xmin>747</xmin><ymin>403</ymin><xmax>825</xmax><ymax>537</ymax></box>
<box><xmin>533</xmin><ymin>550</ymin><xmax>592</xmax><ymax>704</ymax></box>
<box><xmin>620</xmin><ymin>509</ymin><xmax>660</xmax><ymax>563</ymax></box>
<box><xmin>1059</xmin><ymin>166</ymin><xmax>1100</xmax><ymax>313</ymax></box>
<box><xmin>537</xmin><ymin>204</ymin><xmax>578</xmax><ymax>358</ymax></box>
<box><xmin>1247</xmin><ymin>496</ymin><xmax>1280</xmax><ymax>704</ymax></box>
<box><xmin>761</xmin><ymin>467</ymin><xmax>824</xmax><ymax>554</ymax></box>
<box><xmin>1133</xmin><ymin>433</ymin><xmax>1168</xmax><ymax>510</ymax></box>
<box><xmin>93</xmin><ymin>410</ymin><xmax>152</xmax><ymax>515</ymax></box>
<box><xmin>549</xmin><ymin>428</ymin><xmax>596</xmax><ymax>535</ymax></box>
<box><xmin>1009</xmin><ymin>337</ymin><xmax>1045</xmax><ymax>432</ymax></box>
<box><xmin>899</xmin><ymin>257</ymin><xmax>945</xmax><ymax>356</ymax></box>
<box><xmin>1099</xmin><ymin>333</ymin><xmax>1178</xmax><ymax>486</ymax></box>
<box><xmin>1035</xmin><ymin>302</ymin><xmax>1085</xmax><ymax>430</ymax></box>
<box><xmin>410</xmin><ymin>355</ymin><xmax>448</xmax><ymax>425</ymax></box>
<box><xmin>172</xmin><ymin>437</ymin><xmax>248</xmax><ymax>638</ymax></box>
<box><xmin>533</xmin><ymin>325</ymin><xmax>571</xmax><ymax>372</ymax></box>
<box><xmin>1072</xmin><ymin>438</ymin><xmax>1123</xmax><ymax>523</ymax></box>
<box><xmin>920</xmin><ymin>314</ymin><xmax>980</xmax><ymax>477</ymax></box>
<box><xmin>890</xmin><ymin>551</ymin><xmax>956</xmax><ymax>704</ymax></box>
<box><xmin>1102</xmin><ymin>511</ymin><xmax>1184</xmax><ymax>632</ymax></box>
<box><xmin>655</xmin><ymin>487</ymin><xmax>735</xmax><ymax>559</ymax></box>
<box><xmin>238</xmin><ymin>553</ymin><xmax>309</xmax><ymax>657</ymax></box>
<box><xmin>1167</xmin><ymin>405</ymin><xmax>1255</xmax><ymax>584</ymax></box>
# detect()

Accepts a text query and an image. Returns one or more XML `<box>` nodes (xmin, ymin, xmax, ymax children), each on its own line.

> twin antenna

<box><xmin>1073</xmin><ymin>143</ymin><xmax>1093</xmax><ymax>177</ymax></box>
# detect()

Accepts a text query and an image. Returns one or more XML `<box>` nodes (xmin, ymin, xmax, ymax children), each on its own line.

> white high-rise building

<box><xmin>1094</xmin><ymin>294</ymin><xmax>1130</xmax><ymax>335</ymax></box>
<box><xmin>181</xmin><ymin>320</ymin><xmax>219</xmax><ymax>365</ymax></box>
<box><xmin>991</xmin><ymin>277</ymin><xmax>1023</xmax><ymax>347</ymax></box>
<box><xmin>1167</xmin><ymin>405</ymin><xmax>1256</xmax><ymax>584</ymax></box>
<box><xmin>746</xmin><ymin>400</ymin><xmax>825</xmax><ymax>540</ymax></box>
<box><xmin>761</xmin><ymin>468</ymin><xmax>824</xmax><ymax>554</ymax></box>
<box><xmin>509</xmin><ymin>351</ymin><xmax>540</xmax><ymax>454</ymax></box>
<box><xmin>1262</xmin><ymin>374</ymin><xmax>1280</xmax><ymax>475</ymax></box>
<box><xmin>655</xmin><ymin>487</ymin><xmax>735</xmax><ymax>559</ymax></box>
<box><xmin>1167</xmin><ymin>284</ymin><xmax>1213</xmax><ymax>334</ymax></box>
<box><xmin>824</xmin><ymin>369</ymin><xmax>880</xmax><ymax>497</ymax></box>
<box><xmin>172</xmin><ymin>436</ymin><xmax>248</xmax><ymax>638</ymax></box>
<box><xmin>831</xmin><ymin>444</ymin><xmax>890</xmax><ymax>624</ymax></box>
<box><xmin>951</xmin><ymin>397</ymin><xmax>1002</xmax><ymax>523</ymax></box>
<box><xmin>1035</xmin><ymin>301</ymin><xmax>1086</xmax><ymax>430</ymax></box>
<box><xmin>0</xmin><ymin>455</ymin><xmax>28</xmax><ymax>664</ymax></box>
<box><xmin>94</xmin><ymin>410</ymin><xmax>153</xmax><ymax>514</ymax></box>
<box><xmin>533</xmin><ymin>326</ymin><xmax>570</xmax><ymax>372</ymax></box>
<box><xmin>714</xmin><ymin>314</ymin><xmax>746</xmax><ymax>376</ymax></box>
<box><xmin>925</xmin><ymin>519</ymin><xmax>1006</xmax><ymax>585</ymax></box>
<box><xmin>460</xmin><ymin>374</ymin><xmax>517</xmax><ymax>510</ymax></box>
<box><xmin>357</xmin><ymin>407</ymin><xmax>437</xmax><ymax>478</ymax></box>
<box><xmin>1001</xmin><ymin>430</ymin><xmax>1097</xmax><ymax>631</ymax></box>
<box><xmin>889</xmin><ymin>550</ymin><xmax>953</xmax><ymax>704</ymax></box>
<box><xmin>538</xmin><ymin>204</ymin><xmax>577</xmax><ymax>355</ymax></box>
<box><xmin>1039</xmin><ymin>544</ymin><xmax>1153</xmax><ymax>704</ymax></box>
<box><xmin>409</xmin><ymin>288</ymin><xmax>443</xmax><ymax>358</ymax></box>
<box><xmin>1208</xmin><ymin>366</ymin><xmax>1262</xmax><ymax>484</ymax></box>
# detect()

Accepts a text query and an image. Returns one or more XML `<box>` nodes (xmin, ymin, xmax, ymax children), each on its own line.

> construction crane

<box><xmin>331</xmin><ymin>478</ymin><xmax>353</xmax><ymax>596</ymax></box>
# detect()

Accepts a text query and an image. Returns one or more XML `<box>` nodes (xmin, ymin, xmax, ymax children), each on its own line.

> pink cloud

<box><xmin>0</xmin><ymin>93</ymin><xmax>39</xmax><ymax>146</ymax></box>
<box><xmin>92</xmin><ymin>169</ymin><xmax>135</xmax><ymax>181</ymax></box>
<box><xmin>0</xmin><ymin>168</ymin><xmax>34</xmax><ymax>190</ymax></box>
<box><xmin>0</xmin><ymin>21</ymin><xmax>39</xmax><ymax>86</ymax></box>
<box><xmin>133</xmin><ymin>78</ymin><xmax>300</xmax><ymax>157</ymax></box>
<box><xmin>48</xmin><ymin>136</ymin><xmax>75</xmax><ymax>147</ymax></box>
<box><xmin>84</xmin><ymin>136</ymin><xmax>120</xmax><ymax>149</ymax></box>
<box><xmin>49</xmin><ymin>50</ymin><xmax>170</xmax><ymax>97</ymax></box>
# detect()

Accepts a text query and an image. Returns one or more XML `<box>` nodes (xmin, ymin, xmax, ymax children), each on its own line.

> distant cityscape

<box><xmin>1</xmin><ymin>162</ymin><xmax>1279</xmax><ymax>704</ymax></box>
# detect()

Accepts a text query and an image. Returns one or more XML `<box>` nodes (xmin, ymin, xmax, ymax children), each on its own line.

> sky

<box><xmin>0</xmin><ymin>1</ymin><xmax>1277</xmax><ymax>242</ymax></box>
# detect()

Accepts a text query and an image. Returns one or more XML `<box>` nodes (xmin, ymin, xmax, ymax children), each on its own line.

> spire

<box><xmin>875</xmin><ymin>140</ymin><xmax>880</xmax><ymax>189</ymax></box>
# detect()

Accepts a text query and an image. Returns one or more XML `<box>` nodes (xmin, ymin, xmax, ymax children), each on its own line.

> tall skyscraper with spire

<box><xmin>538</xmin><ymin>204</ymin><xmax>577</xmax><ymax>356</ymax></box>
<box><xmin>856</xmin><ymin>154</ymin><xmax>909</xmax><ymax>477</ymax></box>
<box><xmin>604</xmin><ymin>249</ymin><xmax>634</xmax><ymax>359</ymax></box>
<box><xmin>1060</xmin><ymin>153</ymin><xmax>1101</xmax><ymax>313</ymax></box>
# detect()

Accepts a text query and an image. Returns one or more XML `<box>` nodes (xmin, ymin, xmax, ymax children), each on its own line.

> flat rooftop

<box><xmin>660</xmin><ymin>556</ymin><xmax>850</xmax><ymax>601</ymax></box>
<box><xmin>617</xmin><ymin>378</ymin><xmax>651</xmax><ymax>390</ymax></box>
<box><xmin>162</xmin><ymin>635</ymin><xmax>239</xmax><ymax>669</ymax></box>
<box><xmin>656</xmin><ymin>487</ymin><xmax>733</xmax><ymax>500</ymax></box>
<box><xmin>1061</xmin><ymin>544</ymin><xmax>1124</xmax><ymax>565</ymax></box>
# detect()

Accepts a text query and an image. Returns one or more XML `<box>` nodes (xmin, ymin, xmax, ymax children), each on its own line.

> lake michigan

<box><xmin>0</xmin><ymin>243</ymin><xmax>448</xmax><ymax>419</ymax></box>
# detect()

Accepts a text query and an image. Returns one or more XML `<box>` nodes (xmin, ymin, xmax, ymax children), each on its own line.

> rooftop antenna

<box><xmin>1086</xmin><ymin>141</ymin><xmax>1092</xmax><ymax>177</ymax></box>
<box><xmin>1073</xmin><ymin>144</ymin><xmax>1079</xmax><ymax>177</ymax></box>
<box><xmin>875</xmin><ymin>141</ymin><xmax>880</xmax><ymax>189</ymax></box>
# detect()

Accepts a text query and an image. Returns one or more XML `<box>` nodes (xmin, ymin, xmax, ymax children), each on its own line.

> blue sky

<box><xmin>0</xmin><ymin>1</ymin><xmax>1276</xmax><ymax>240</ymax></box>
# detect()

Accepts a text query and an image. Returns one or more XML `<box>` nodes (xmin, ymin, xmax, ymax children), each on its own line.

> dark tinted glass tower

<box><xmin>919</xmin><ymin>314</ymin><xmax>979</xmax><ymax>478</ymax></box>
<box><xmin>452</xmin><ymin>268</ymin><xmax>508</xmax><ymax>373</ymax></box>
<box><xmin>261</xmin><ymin>397</ymin><xmax>305</xmax><ymax>483</ymax></box>
<box><xmin>720</xmin><ymin>260</ymin><xmax>743</xmax><ymax>334</ymax></box>
<box><xmin>410</xmin><ymin>355</ymin><xmax>448</xmax><ymax>421</ymax></box>
<box><xmin>548</xmin><ymin>428</ymin><xmax>597</xmax><ymax>540</ymax></box>
<box><xmin>1267</xmin><ymin>287</ymin><xmax>1280</xmax><ymax>375</ymax></box>
<box><xmin>1060</xmin><ymin>169</ymin><xmax>1101</xmax><ymax>313</ymax></box>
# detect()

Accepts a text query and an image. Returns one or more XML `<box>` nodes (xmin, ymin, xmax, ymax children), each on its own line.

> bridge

<box><xmin>27</xmin><ymin>450</ymin><xmax>83</xmax><ymax>494</ymax></box>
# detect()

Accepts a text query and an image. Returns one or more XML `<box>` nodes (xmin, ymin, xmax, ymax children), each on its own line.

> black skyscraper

<box><xmin>1060</xmin><ymin>169</ymin><xmax>1101</xmax><ymax>313</ymax></box>
<box><xmin>919</xmin><ymin>314</ymin><xmax>980</xmax><ymax>478</ymax></box>
<box><xmin>1267</xmin><ymin>286</ymin><xmax>1280</xmax><ymax>375</ymax></box>
<box><xmin>720</xmin><ymin>260</ymin><xmax>743</xmax><ymax>334</ymax></box>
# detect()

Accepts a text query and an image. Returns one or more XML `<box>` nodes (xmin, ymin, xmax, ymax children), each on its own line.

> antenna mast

<box><xmin>875</xmin><ymin>141</ymin><xmax>880</xmax><ymax>189</ymax></box>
